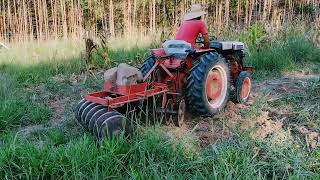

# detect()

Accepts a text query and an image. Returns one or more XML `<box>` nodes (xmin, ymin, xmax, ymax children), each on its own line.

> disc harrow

<box><xmin>75</xmin><ymin>38</ymin><xmax>253</xmax><ymax>140</ymax></box>
<box><xmin>75</xmin><ymin>99</ymin><xmax>126</xmax><ymax>140</ymax></box>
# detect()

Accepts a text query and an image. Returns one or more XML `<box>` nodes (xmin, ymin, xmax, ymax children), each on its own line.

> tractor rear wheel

<box><xmin>186</xmin><ymin>52</ymin><xmax>230</xmax><ymax>115</ymax></box>
<box><xmin>140</xmin><ymin>56</ymin><xmax>156</xmax><ymax>77</ymax></box>
<box><xmin>235</xmin><ymin>71</ymin><xmax>251</xmax><ymax>103</ymax></box>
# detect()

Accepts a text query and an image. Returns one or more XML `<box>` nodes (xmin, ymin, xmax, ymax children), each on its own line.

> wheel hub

<box><xmin>206</xmin><ymin>70</ymin><xmax>223</xmax><ymax>101</ymax></box>
<box><xmin>205</xmin><ymin>64</ymin><xmax>228</xmax><ymax>109</ymax></box>
<box><xmin>241</xmin><ymin>77</ymin><xmax>251</xmax><ymax>99</ymax></box>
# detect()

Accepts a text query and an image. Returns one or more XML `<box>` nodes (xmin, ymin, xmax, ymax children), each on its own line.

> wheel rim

<box><xmin>241</xmin><ymin>77</ymin><xmax>251</xmax><ymax>100</ymax></box>
<box><xmin>205</xmin><ymin>65</ymin><xmax>228</xmax><ymax>109</ymax></box>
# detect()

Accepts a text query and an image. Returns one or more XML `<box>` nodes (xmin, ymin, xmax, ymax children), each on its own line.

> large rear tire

<box><xmin>140</xmin><ymin>56</ymin><xmax>156</xmax><ymax>77</ymax></box>
<box><xmin>186</xmin><ymin>52</ymin><xmax>230</xmax><ymax>115</ymax></box>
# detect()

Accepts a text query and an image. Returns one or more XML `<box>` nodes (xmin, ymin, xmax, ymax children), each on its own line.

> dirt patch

<box><xmin>165</xmin><ymin>115</ymin><xmax>233</xmax><ymax>148</ymax></box>
<box><xmin>26</xmin><ymin>84</ymin><xmax>46</xmax><ymax>95</ymax></box>
<box><xmin>166</xmin><ymin>72</ymin><xmax>319</xmax><ymax>148</ymax></box>
<box><xmin>221</xmin><ymin>102</ymin><xmax>246</xmax><ymax>124</ymax></box>
<box><xmin>254</xmin><ymin>79</ymin><xmax>302</xmax><ymax>97</ymax></box>
<box><xmin>297</xmin><ymin>126</ymin><xmax>320</xmax><ymax>150</ymax></box>
<box><xmin>165</xmin><ymin>124</ymin><xmax>190</xmax><ymax>139</ymax></box>
<box><xmin>250</xmin><ymin>112</ymin><xmax>286</xmax><ymax>140</ymax></box>
<box><xmin>192</xmin><ymin>120</ymin><xmax>233</xmax><ymax>148</ymax></box>
<box><xmin>49</xmin><ymin>97</ymin><xmax>70</xmax><ymax>122</ymax></box>
<box><xmin>254</xmin><ymin>73</ymin><xmax>319</xmax><ymax>97</ymax></box>
<box><xmin>52</xmin><ymin>74</ymin><xmax>65</xmax><ymax>83</ymax></box>
<box><xmin>16</xmin><ymin>97</ymin><xmax>70</xmax><ymax>140</ymax></box>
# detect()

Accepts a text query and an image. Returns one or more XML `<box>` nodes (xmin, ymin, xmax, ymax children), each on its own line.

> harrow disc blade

<box><xmin>77</xmin><ymin>101</ymin><xmax>92</xmax><ymax>127</ymax></box>
<box><xmin>88</xmin><ymin>108</ymin><xmax>108</xmax><ymax>134</ymax></box>
<box><xmin>75</xmin><ymin>99</ymin><xmax>127</xmax><ymax>139</ymax></box>
<box><xmin>80</xmin><ymin>103</ymin><xmax>98</xmax><ymax>130</ymax></box>
<box><xmin>84</xmin><ymin>105</ymin><xmax>104</xmax><ymax>128</ymax></box>
<box><xmin>75</xmin><ymin>99</ymin><xmax>86</xmax><ymax>121</ymax></box>
<box><xmin>98</xmin><ymin>115</ymin><xmax>126</xmax><ymax>139</ymax></box>
<box><xmin>93</xmin><ymin>111</ymin><xmax>121</xmax><ymax>138</ymax></box>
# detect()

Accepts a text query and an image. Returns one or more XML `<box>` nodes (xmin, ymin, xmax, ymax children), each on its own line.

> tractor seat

<box><xmin>163</xmin><ymin>40</ymin><xmax>192</xmax><ymax>59</ymax></box>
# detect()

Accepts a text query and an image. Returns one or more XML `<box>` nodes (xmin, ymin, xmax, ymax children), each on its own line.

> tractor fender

<box><xmin>151</xmin><ymin>48</ymin><xmax>166</xmax><ymax>58</ymax></box>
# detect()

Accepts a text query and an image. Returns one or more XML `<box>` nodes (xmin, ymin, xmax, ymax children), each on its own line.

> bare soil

<box><xmin>49</xmin><ymin>97</ymin><xmax>70</xmax><ymax>122</ymax></box>
<box><xmin>165</xmin><ymin>73</ymin><xmax>319</xmax><ymax>149</ymax></box>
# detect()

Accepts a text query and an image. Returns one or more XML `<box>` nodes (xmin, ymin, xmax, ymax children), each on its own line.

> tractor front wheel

<box><xmin>235</xmin><ymin>71</ymin><xmax>252</xmax><ymax>103</ymax></box>
<box><xmin>186</xmin><ymin>52</ymin><xmax>230</xmax><ymax>115</ymax></box>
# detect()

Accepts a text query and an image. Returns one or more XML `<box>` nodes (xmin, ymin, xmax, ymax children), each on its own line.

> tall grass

<box><xmin>239</xmin><ymin>25</ymin><xmax>320</xmax><ymax>76</ymax></box>
<box><xmin>0</xmin><ymin>40</ymin><xmax>85</xmax><ymax>133</ymax></box>
<box><xmin>0</xmin><ymin>58</ymin><xmax>84</xmax><ymax>133</ymax></box>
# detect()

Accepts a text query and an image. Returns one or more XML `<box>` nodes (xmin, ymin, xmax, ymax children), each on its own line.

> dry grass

<box><xmin>0</xmin><ymin>39</ymin><xmax>83</xmax><ymax>65</ymax></box>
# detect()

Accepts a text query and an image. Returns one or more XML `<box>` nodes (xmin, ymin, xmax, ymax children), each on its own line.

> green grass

<box><xmin>242</xmin><ymin>25</ymin><xmax>320</xmax><ymax>77</ymax></box>
<box><xmin>0</xmin><ymin>30</ymin><xmax>319</xmax><ymax>179</ymax></box>
<box><xmin>0</xmin><ymin>128</ymin><xmax>316</xmax><ymax>179</ymax></box>
<box><xmin>0</xmin><ymin>126</ymin><xmax>318</xmax><ymax>179</ymax></box>
<box><xmin>247</xmin><ymin>35</ymin><xmax>320</xmax><ymax>72</ymax></box>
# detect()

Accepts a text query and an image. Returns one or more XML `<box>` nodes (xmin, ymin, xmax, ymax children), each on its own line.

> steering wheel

<box><xmin>196</xmin><ymin>35</ymin><xmax>205</xmax><ymax>44</ymax></box>
<box><xmin>196</xmin><ymin>34</ymin><xmax>217</xmax><ymax>47</ymax></box>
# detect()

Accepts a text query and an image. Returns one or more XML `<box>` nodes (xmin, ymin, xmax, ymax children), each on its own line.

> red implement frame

<box><xmin>84</xmin><ymin>49</ymin><xmax>189</xmax><ymax>111</ymax></box>
<box><xmin>85</xmin><ymin>82</ymin><xmax>169</xmax><ymax>109</ymax></box>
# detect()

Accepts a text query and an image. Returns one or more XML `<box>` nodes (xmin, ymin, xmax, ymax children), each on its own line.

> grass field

<box><xmin>0</xmin><ymin>28</ymin><xmax>319</xmax><ymax>179</ymax></box>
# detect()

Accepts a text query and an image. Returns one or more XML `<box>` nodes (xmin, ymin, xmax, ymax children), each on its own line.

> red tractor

<box><xmin>75</xmin><ymin>39</ymin><xmax>253</xmax><ymax>139</ymax></box>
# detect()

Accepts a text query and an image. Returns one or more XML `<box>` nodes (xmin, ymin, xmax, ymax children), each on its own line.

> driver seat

<box><xmin>163</xmin><ymin>40</ymin><xmax>192</xmax><ymax>60</ymax></box>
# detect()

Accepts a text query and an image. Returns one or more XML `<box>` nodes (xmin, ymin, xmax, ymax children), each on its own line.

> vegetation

<box><xmin>0</xmin><ymin>0</ymin><xmax>319</xmax><ymax>41</ymax></box>
<box><xmin>245</xmin><ymin>25</ymin><xmax>320</xmax><ymax>74</ymax></box>
<box><xmin>0</xmin><ymin>0</ymin><xmax>319</xmax><ymax>179</ymax></box>
<box><xmin>0</xmin><ymin>27</ymin><xmax>319</xmax><ymax>178</ymax></box>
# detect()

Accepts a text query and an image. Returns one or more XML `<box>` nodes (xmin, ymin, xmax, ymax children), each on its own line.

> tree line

<box><xmin>0</xmin><ymin>0</ymin><xmax>319</xmax><ymax>42</ymax></box>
